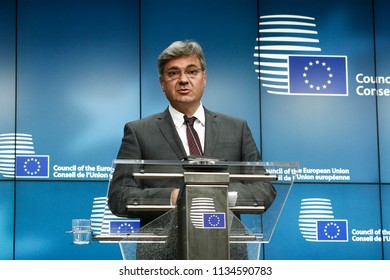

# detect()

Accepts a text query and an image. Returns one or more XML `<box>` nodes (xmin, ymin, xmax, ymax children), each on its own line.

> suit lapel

<box><xmin>204</xmin><ymin>109</ymin><xmax>220</xmax><ymax>156</ymax></box>
<box><xmin>156</xmin><ymin>109</ymin><xmax>187</xmax><ymax>159</ymax></box>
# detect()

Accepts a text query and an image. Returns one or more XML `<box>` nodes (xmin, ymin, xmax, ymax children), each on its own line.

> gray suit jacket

<box><xmin>108</xmin><ymin>107</ymin><xmax>276</xmax><ymax>221</ymax></box>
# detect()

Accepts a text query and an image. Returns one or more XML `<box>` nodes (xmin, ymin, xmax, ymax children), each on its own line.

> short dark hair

<box><xmin>157</xmin><ymin>40</ymin><xmax>206</xmax><ymax>76</ymax></box>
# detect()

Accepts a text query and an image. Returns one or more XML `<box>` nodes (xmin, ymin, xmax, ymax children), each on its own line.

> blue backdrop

<box><xmin>0</xmin><ymin>0</ymin><xmax>389</xmax><ymax>260</ymax></box>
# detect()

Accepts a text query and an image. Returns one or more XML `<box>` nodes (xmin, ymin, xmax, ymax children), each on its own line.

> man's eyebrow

<box><xmin>166</xmin><ymin>64</ymin><xmax>199</xmax><ymax>70</ymax></box>
<box><xmin>166</xmin><ymin>66</ymin><xmax>180</xmax><ymax>71</ymax></box>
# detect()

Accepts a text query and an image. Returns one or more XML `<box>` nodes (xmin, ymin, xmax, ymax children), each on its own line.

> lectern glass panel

<box><xmin>94</xmin><ymin>159</ymin><xmax>298</xmax><ymax>260</ymax></box>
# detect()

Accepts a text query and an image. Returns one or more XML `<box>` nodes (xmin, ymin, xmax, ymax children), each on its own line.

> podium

<box><xmin>93</xmin><ymin>159</ymin><xmax>298</xmax><ymax>260</ymax></box>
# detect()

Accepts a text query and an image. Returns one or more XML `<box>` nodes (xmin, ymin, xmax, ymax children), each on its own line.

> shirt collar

<box><xmin>169</xmin><ymin>103</ymin><xmax>205</xmax><ymax>128</ymax></box>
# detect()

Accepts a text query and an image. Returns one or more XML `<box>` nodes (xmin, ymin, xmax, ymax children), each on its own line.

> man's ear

<box><xmin>160</xmin><ymin>77</ymin><xmax>165</xmax><ymax>92</ymax></box>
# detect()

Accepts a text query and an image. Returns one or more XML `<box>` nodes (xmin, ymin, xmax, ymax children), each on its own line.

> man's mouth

<box><xmin>177</xmin><ymin>88</ymin><xmax>190</xmax><ymax>94</ymax></box>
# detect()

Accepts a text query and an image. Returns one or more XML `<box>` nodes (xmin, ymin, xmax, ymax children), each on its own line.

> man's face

<box><xmin>159</xmin><ymin>55</ymin><xmax>206</xmax><ymax>114</ymax></box>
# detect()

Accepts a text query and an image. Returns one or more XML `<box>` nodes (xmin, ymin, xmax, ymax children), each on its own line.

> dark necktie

<box><xmin>184</xmin><ymin>116</ymin><xmax>203</xmax><ymax>155</ymax></box>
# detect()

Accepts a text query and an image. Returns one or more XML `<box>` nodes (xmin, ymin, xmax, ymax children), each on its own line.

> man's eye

<box><xmin>188</xmin><ymin>69</ymin><xmax>199</xmax><ymax>75</ymax></box>
<box><xmin>167</xmin><ymin>71</ymin><xmax>179</xmax><ymax>77</ymax></box>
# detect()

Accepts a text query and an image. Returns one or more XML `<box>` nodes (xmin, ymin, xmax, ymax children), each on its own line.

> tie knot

<box><xmin>184</xmin><ymin>116</ymin><xmax>197</xmax><ymax>127</ymax></box>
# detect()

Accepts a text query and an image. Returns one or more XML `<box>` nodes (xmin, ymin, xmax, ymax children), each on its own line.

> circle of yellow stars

<box><xmin>23</xmin><ymin>158</ymin><xmax>42</xmax><ymax>175</ymax></box>
<box><xmin>207</xmin><ymin>214</ymin><xmax>221</xmax><ymax>227</ymax></box>
<box><xmin>323</xmin><ymin>222</ymin><xmax>341</xmax><ymax>240</ymax></box>
<box><xmin>303</xmin><ymin>60</ymin><xmax>333</xmax><ymax>91</ymax></box>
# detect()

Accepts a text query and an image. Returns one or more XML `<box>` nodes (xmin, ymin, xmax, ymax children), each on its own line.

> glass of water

<box><xmin>72</xmin><ymin>219</ymin><xmax>91</xmax><ymax>245</ymax></box>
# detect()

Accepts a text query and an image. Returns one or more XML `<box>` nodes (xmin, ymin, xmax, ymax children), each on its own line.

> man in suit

<box><xmin>108</xmin><ymin>40</ymin><xmax>276</xmax><ymax>259</ymax></box>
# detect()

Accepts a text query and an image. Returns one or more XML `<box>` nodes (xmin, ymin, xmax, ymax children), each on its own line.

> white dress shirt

<box><xmin>168</xmin><ymin>104</ymin><xmax>205</xmax><ymax>156</ymax></box>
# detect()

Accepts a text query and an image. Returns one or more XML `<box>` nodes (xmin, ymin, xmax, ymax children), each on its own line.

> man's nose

<box><xmin>178</xmin><ymin>72</ymin><xmax>189</xmax><ymax>83</ymax></box>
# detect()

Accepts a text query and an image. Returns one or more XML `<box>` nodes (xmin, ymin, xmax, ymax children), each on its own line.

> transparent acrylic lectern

<box><xmin>93</xmin><ymin>159</ymin><xmax>298</xmax><ymax>260</ymax></box>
